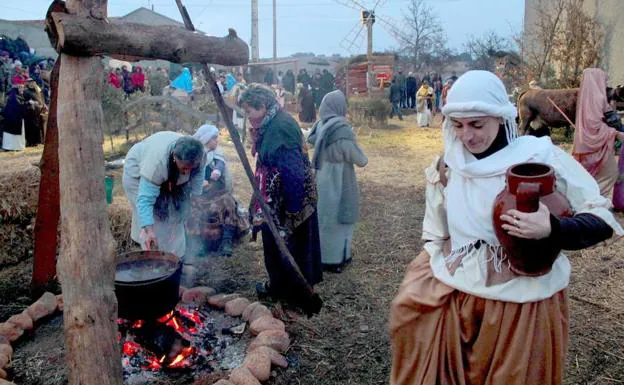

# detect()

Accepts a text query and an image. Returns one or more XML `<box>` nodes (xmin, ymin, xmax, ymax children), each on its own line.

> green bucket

<box><xmin>105</xmin><ymin>175</ymin><xmax>114</xmax><ymax>205</ymax></box>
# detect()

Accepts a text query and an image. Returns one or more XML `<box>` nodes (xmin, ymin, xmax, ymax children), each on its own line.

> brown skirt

<box><xmin>389</xmin><ymin>251</ymin><xmax>569</xmax><ymax>385</ymax></box>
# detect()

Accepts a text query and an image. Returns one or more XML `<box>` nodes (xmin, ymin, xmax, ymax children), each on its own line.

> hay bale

<box><xmin>0</xmin><ymin>167</ymin><xmax>40</xmax><ymax>222</ymax></box>
<box><xmin>107</xmin><ymin>200</ymin><xmax>134</xmax><ymax>253</ymax></box>
<box><xmin>0</xmin><ymin>178</ymin><xmax>134</xmax><ymax>267</ymax></box>
<box><xmin>0</xmin><ymin>221</ymin><xmax>34</xmax><ymax>266</ymax></box>
<box><xmin>0</xmin><ymin>167</ymin><xmax>39</xmax><ymax>266</ymax></box>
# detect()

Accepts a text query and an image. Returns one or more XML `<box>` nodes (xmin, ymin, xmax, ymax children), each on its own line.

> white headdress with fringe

<box><xmin>441</xmin><ymin>70</ymin><xmax>518</xmax><ymax>150</ymax></box>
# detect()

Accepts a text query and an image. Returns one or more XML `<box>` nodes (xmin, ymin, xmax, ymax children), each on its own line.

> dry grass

<box><xmin>0</xmin><ymin>113</ymin><xmax>622</xmax><ymax>384</ymax></box>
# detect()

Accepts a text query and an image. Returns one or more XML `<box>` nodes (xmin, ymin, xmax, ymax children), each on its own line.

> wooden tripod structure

<box><xmin>33</xmin><ymin>0</ymin><xmax>321</xmax><ymax>382</ymax></box>
<box><xmin>34</xmin><ymin>0</ymin><xmax>247</xmax><ymax>382</ymax></box>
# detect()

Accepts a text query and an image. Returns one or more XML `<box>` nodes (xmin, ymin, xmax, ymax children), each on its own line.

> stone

<box><xmin>7</xmin><ymin>312</ymin><xmax>33</xmax><ymax>331</ymax></box>
<box><xmin>250</xmin><ymin>315</ymin><xmax>285</xmax><ymax>336</ymax></box>
<box><xmin>38</xmin><ymin>292</ymin><xmax>58</xmax><ymax>313</ymax></box>
<box><xmin>248</xmin><ymin>305</ymin><xmax>272</xmax><ymax>323</ymax></box>
<box><xmin>25</xmin><ymin>301</ymin><xmax>49</xmax><ymax>322</ymax></box>
<box><xmin>26</xmin><ymin>292</ymin><xmax>58</xmax><ymax>322</ymax></box>
<box><xmin>248</xmin><ymin>330</ymin><xmax>290</xmax><ymax>353</ymax></box>
<box><xmin>212</xmin><ymin>380</ymin><xmax>235</xmax><ymax>385</ymax></box>
<box><xmin>0</xmin><ymin>344</ymin><xmax>12</xmax><ymax>361</ymax></box>
<box><xmin>252</xmin><ymin>346</ymin><xmax>288</xmax><ymax>368</ymax></box>
<box><xmin>241</xmin><ymin>302</ymin><xmax>261</xmax><ymax>322</ymax></box>
<box><xmin>182</xmin><ymin>286</ymin><xmax>216</xmax><ymax>305</ymax></box>
<box><xmin>208</xmin><ymin>293</ymin><xmax>241</xmax><ymax>309</ymax></box>
<box><xmin>229</xmin><ymin>366</ymin><xmax>261</xmax><ymax>385</ymax></box>
<box><xmin>243</xmin><ymin>351</ymin><xmax>271</xmax><ymax>381</ymax></box>
<box><xmin>225</xmin><ymin>298</ymin><xmax>251</xmax><ymax>317</ymax></box>
<box><xmin>56</xmin><ymin>295</ymin><xmax>64</xmax><ymax>312</ymax></box>
<box><xmin>0</xmin><ymin>323</ymin><xmax>23</xmax><ymax>342</ymax></box>
<box><xmin>0</xmin><ymin>352</ymin><xmax>9</xmax><ymax>369</ymax></box>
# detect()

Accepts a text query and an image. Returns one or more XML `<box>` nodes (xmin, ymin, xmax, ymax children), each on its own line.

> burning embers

<box><xmin>118</xmin><ymin>304</ymin><xmax>221</xmax><ymax>376</ymax></box>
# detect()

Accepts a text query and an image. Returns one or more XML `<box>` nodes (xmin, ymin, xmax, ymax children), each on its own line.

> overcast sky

<box><xmin>1</xmin><ymin>0</ymin><xmax>525</xmax><ymax>57</ymax></box>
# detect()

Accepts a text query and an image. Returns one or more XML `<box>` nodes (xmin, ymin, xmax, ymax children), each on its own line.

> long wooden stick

<box><xmin>174</xmin><ymin>1</ymin><xmax>321</xmax><ymax>314</ymax></box>
<box><xmin>31</xmin><ymin>56</ymin><xmax>61</xmax><ymax>296</ymax></box>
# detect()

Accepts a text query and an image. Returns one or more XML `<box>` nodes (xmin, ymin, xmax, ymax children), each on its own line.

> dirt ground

<box><xmin>1</xmin><ymin>115</ymin><xmax>623</xmax><ymax>384</ymax></box>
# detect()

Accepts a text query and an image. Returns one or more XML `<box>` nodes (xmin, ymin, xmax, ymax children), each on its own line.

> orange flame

<box><xmin>178</xmin><ymin>308</ymin><xmax>202</xmax><ymax>323</ymax></box>
<box><xmin>168</xmin><ymin>354</ymin><xmax>185</xmax><ymax>368</ymax></box>
<box><xmin>168</xmin><ymin>347</ymin><xmax>194</xmax><ymax>368</ymax></box>
<box><xmin>144</xmin><ymin>356</ymin><xmax>162</xmax><ymax>371</ymax></box>
<box><xmin>122</xmin><ymin>341</ymin><xmax>142</xmax><ymax>356</ymax></box>
<box><xmin>157</xmin><ymin>311</ymin><xmax>174</xmax><ymax>323</ymax></box>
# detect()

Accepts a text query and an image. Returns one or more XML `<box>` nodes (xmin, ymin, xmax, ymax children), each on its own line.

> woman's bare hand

<box><xmin>500</xmin><ymin>202</ymin><xmax>552</xmax><ymax>240</ymax></box>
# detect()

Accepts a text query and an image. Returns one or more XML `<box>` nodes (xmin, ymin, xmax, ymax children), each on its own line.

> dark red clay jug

<box><xmin>492</xmin><ymin>163</ymin><xmax>574</xmax><ymax>277</ymax></box>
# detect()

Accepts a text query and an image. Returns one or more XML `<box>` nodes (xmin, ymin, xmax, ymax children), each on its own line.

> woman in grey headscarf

<box><xmin>308</xmin><ymin>90</ymin><xmax>368</xmax><ymax>272</ymax></box>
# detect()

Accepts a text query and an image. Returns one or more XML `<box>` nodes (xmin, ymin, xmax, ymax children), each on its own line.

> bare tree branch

<box><xmin>392</xmin><ymin>0</ymin><xmax>446</xmax><ymax>70</ymax></box>
<box><xmin>523</xmin><ymin>0</ymin><xmax>602</xmax><ymax>87</ymax></box>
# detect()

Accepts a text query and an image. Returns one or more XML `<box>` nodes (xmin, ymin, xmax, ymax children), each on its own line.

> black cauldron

<box><xmin>115</xmin><ymin>251</ymin><xmax>182</xmax><ymax>320</ymax></box>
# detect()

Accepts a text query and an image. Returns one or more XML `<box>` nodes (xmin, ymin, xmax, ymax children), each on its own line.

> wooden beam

<box><xmin>55</xmin><ymin>0</ymin><xmax>123</xmax><ymax>383</ymax></box>
<box><xmin>46</xmin><ymin>12</ymin><xmax>248</xmax><ymax>66</ymax></box>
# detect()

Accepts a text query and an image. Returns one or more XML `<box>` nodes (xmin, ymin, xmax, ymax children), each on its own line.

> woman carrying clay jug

<box><xmin>389</xmin><ymin>70</ymin><xmax>623</xmax><ymax>385</ymax></box>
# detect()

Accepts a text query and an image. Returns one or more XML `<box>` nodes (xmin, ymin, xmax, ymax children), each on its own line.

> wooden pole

<box><xmin>31</xmin><ymin>57</ymin><xmax>61</xmax><ymax>297</ymax></box>
<box><xmin>273</xmin><ymin>0</ymin><xmax>277</xmax><ymax>77</ymax></box>
<box><xmin>366</xmin><ymin>15</ymin><xmax>373</xmax><ymax>96</ymax></box>
<box><xmin>55</xmin><ymin>0</ymin><xmax>123</xmax><ymax>383</ymax></box>
<box><xmin>251</xmin><ymin>0</ymin><xmax>259</xmax><ymax>62</ymax></box>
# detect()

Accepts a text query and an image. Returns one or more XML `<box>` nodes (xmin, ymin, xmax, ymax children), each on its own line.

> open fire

<box><xmin>118</xmin><ymin>303</ymin><xmax>226</xmax><ymax>378</ymax></box>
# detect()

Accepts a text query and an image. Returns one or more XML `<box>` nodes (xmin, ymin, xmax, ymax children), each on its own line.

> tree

<box><xmin>523</xmin><ymin>0</ymin><xmax>566</xmax><ymax>84</ymax></box>
<box><xmin>393</xmin><ymin>0</ymin><xmax>447</xmax><ymax>70</ymax></box>
<box><xmin>550</xmin><ymin>0</ymin><xmax>603</xmax><ymax>87</ymax></box>
<box><xmin>464</xmin><ymin>30</ymin><xmax>511</xmax><ymax>71</ymax></box>
<box><xmin>523</xmin><ymin>0</ymin><xmax>603</xmax><ymax>87</ymax></box>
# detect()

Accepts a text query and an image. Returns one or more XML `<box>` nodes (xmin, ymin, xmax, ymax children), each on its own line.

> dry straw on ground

<box><xmin>0</xmin><ymin>117</ymin><xmax>623</xmax><ymax>384</ymax></box>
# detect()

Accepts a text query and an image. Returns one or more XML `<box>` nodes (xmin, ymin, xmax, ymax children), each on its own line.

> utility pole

<box><xmin>364</xmin><ymin>10</ymin><xmax>375</xmax><ymax>95</ymax></box>
<box><xmin>273</xmin><ymin>0</ymin><xmax>277</xmax><ymax>77</ymax></box>
<box><xmin>251</xmin><ymin>0</ymin><xmax>259</xmax><ymax>62</ymax></box>
<box><xmin>366</xmin><ymin>16</ymin><xmax>372</xmax><ymax>62</ymax></box>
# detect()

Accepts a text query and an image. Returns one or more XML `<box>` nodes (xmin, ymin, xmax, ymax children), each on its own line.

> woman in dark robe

<box><xmin>23</xmin><ymin>79</ymin><xmax>46</xmax><ymax>147</ymax></box>
<box><xmin>298</xmin><ymin>85</ymin><xmax>317</xmax><ymax>123</ymax></box>
<box><xmin>282</xmin><ymin>69</ymin><xmax>296</xmax><ymax>94</ymax></box>
<box><xmin>238</xmin><ymin>85</ymin><xmax>323</xmax><ymax>308</ymax></box>
<box><xmin>1</xmin><ymin>85</ymin><xmax>26</xmax><ymax>151</ymax></box>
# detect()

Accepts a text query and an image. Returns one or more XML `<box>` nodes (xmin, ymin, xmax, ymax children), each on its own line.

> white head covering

<box><xmin>193</xmin><ymin>124</ymin><xmax>219</xmax><ymax>145</ymax></box>
<box><xmin>442</xmin><ymin>70</ymin><xmax>518</xmax><ymax>146</ymax></box>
